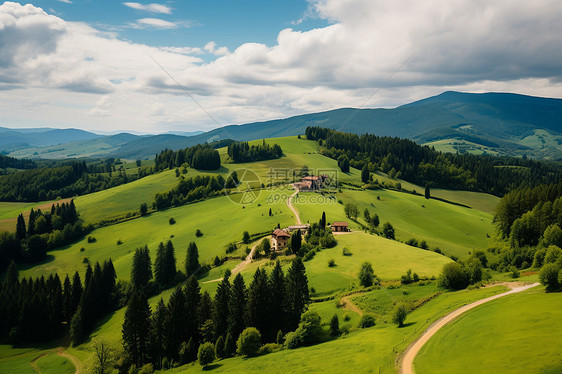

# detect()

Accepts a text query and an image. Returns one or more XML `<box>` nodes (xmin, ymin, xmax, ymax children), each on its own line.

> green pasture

<box><xmin>415</xmin><ymin>285</ymin><xmax>562</xmax><ymax>374</ymax></box>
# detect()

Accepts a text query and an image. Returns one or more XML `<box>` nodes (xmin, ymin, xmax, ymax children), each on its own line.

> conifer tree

<box><xmin>122</xmin><ymin>291</ymin><xmax>152</xmax><ymax>367</ymax></box>
<box><xmin>150</xmin><ymin>298</ymin><xmax>167</xmax><ymax>369</ymax></box>
<box><xmin>247</xmin><ymin>267</ymin><xmax>271</xmax><ymax>340</ymax></box>
<box><xmin>213</xmin><ymin>274</ymin><xmax>231</xmax><ymax>338</ymax></box>
<box><xmin>269</xmin><ymin>260</ymin><xmax>286</xmax><ymax>337</ymax></box>
<box><xmin>131</xmin><ymin>246</ymin><xmax>152</xmax><ymax>289</ymax></box>
<box><xmin>185</xmin><ymin>242</ymin><xmax>200</xmax><ymax>276</ymax></box>
<box><xmin>165</xmin><ymin>286</ymin><xmax>188</xmax><ymax>360</ymax></box>
<box><xmin>285</xmin><ymin>257</ymin><xmax>310</xmax><ymax>331</ymax></box>
<box><xmin>228</xmin><ymin>273</ymin><xmax>247</xmax><ymax>339</ymax></box>
<box><xmin>185</xmin><ymin>275</ymin><xmax>201</xmax><ymax>341</ymax></box>
<box><xmin>15</xmin><ymin>214</ymin><xmax>26</xmax><ymax>242</ymax></box>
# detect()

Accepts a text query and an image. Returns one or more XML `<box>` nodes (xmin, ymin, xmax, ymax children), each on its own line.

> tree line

<box><xmin>153</xmin><ymin>174</ymin><xmax>228</xmax><ymax>210</ymax></box>
<box><xmin>121</xmin><ymin>258</ymin><xmax>310</xmax><ymax>370</ymax></box>
<box><xmin>0</xmin><ymin>161</ymin><xmax>136</xmax><ymax>202</ymax></box>
<box><xmin>305</xmin><ymin>126</ymin><xmax>561</xmax><ymax>196</ymax></box>
<box><xmin>0</xmin><ymin>259</ymin><xmax>117</xmax><ymax>346</ymax></box>
<box><xmin>0</xmin><ymin>154</ymin><xmax>37</xmax><ymax>171</ymax></box>
<box><xmin>227</xmin><ymin>140</ymin><xmax>283</xmax><ymax>163</ymax></box>
<box><xmin>0</xmin><ymin>200</ymin><xmax>87</xmax><ymax>271</ymax></box>
<box><xmin>155</xmin><ymin>143</ymin><xmax>223</xmax><ymax>172</ymax></box>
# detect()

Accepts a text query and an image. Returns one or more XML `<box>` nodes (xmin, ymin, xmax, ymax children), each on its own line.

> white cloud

<box><xmin>123</xmin><ymin>2</ymin><xmax>172</xmax><ymax>14</ymax></box>
<box><xmin>1</xmin><ymin>1</ymin><xmax>562</xmax><ymax>133</ymax></box>
<box><xmin>130</xmin><ymin>18</ymin><xmax>179</xmax><ymax>29</ymax></box>
<box><xmin>57</xmin><ymin>0</ymin><xmax>72</xmax><ymax>3</ymax></box>
<box><xmin>204</xmin><ymin>41</ymin><xmax>230</xmax><ymax>56</ymax></box>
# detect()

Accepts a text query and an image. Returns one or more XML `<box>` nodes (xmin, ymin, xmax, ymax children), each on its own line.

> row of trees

<box><xmin>0</xmin><ymin>154</ymin><xmax>37</xmax><ymax>170</ymax></box>
<box><xmin>0</xmin><ymin>259</ymin><xmax>118</xmax><ymax>345</ymax></box>
<box><xmin>0</xmin><ymin>161</ymin><xmax>138</xmax><ymax>202</ymax></box>
<box><xmin>227</xmin><ymin>140</ymin><xmax>283</xmax><ymax>163</ymax></box>
<box><xmin>153</xmin><ymin>175</ymin><xmax>227</xmax><ymax>210</ymax></box>
<box><xmin>305</xmin><ymin>126</ymin><xmax>561</xmax><ymax>196</ymax></box>
<box><xmin>121</xmin><ymin>258</ymin><xmax>310</xmax><ymax>370</ymax></box>
<box><xmin>154</xmin><ymin>144</ymin><xmax>221</xmax><ymax>172</ymax></box>
<box><xmin>0</xmin><ymin>201</ymin><xmax>86</xmax><ymax>271</ymax></box>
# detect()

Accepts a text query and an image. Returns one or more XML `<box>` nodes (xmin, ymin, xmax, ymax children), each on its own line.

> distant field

<box><xmin>415</xmin><ymin>285</ymin><xmax>562</xmax><ymax>374</ymax></box>
<box><xmin>294</xmin><ymin>188</ymin><xmax>494</xmax><ymax>259</ymax></box>
<box><xmin>20</xmin><ymin>190</ymin><xmax>295</xmax><ymax>282</ymax></box>
<box><xmin>0</xmin><ymin>199</ymin><xmax>72</xmax><ymax>232</ymax></box>
<box><xmin>304</xmin><ymin>232</ymin><xmax>451</xmax><ymax>294</ymax></box>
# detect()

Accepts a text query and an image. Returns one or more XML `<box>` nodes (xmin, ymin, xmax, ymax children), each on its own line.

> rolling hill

<box><xmin>4</xmin><ymin>91</ymin><xmax>562</xmax><ymax>160</ymax></box>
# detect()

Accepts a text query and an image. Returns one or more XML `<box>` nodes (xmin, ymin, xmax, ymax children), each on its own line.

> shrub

<box><xmin>237</xmin><ymin>327</ymin><xmax>262</xmax><ymax>357</ymax></box>
<box><xmin>198</xmin><ymin>342</ymin><xmax>215</xmax><ymax>367</ymax></box>
<box><xmin>298</xmin><ymin>311</ymin><xmax>323</xmax><ymax>345</ymax></box>
<box><xmin>539</xmin><ymin>263</ymin><xmax>561</xmax><ymax>291</ymax></box>
<box><xmin>82</xmin><ymin>256</ymin><xmax>89</xmax><ymax>264</ymax></box>
<box><xmin>392</xmin><ymin>303</ymin><xmax>408</xmax><ymax>327</ymax></box>
<box><xmin>117</xmin><ymin>239</ymin><xmax>123</xmax><ymax>245</ymax></box>
<box><xmin>225</xmin><ymin>242</ymin><xmax>237</xmax><ymax>254</ymax></box>
<box><xmin>276</xmin><ymin>330</ymin><xmax>284</xmax><ymax>345</ymax></box>
<box><xmin>80</xmin><ymin>247</ymin><xmax>85</xmax><ymax>252</ymax></box>
<box><xmin>138</xmin><ymin>364</ymin><xmax>154</xmax><ymax>374</ymax></box>
<box><xmin>328</xmin><ymin>259</ymin><xmax>336</xmax><ymax>267</ymax></box>
<box><xmin>195</xmin><ymin>229</ymin><xmax>203</xmax><ymax>237</ymax></box>
<box><xmin>242</xmin><ymin>231</ymin><xmax>251</xmax><ymax>244</ymax></box>
<box><xmin>359</xmin><ymin>262</ymin><xmax>375</xmax><ymax>287</ymax></box>
<box><xmin>343</xmin><ymin>313</ymin><xmax>351</xmax><ymax>322</ymax></box>
<box><xmin>382</xmin><ymin>222</ymin><xmax>395</xmax><ymax>239</ymax></box>
<box><xmin>284</xmin><ymin>331</ymin><xmax>303</xmax><ymax>349</ymax></box>
<box><xmin>169</xmin><ymin>217</ymin><xmax>176</xmax><ymax>225</ymax></box>
<box><xmin>342</xmin><ymin>248</ymin><xmax>352</xmax><ymax>256</ymax></box>
<box><xmin>419</xmin><ymin>240</ymin><xmax>428</xmax><ymax>250</ymax></box>
<box><xmin>358</xmin><ymin>314</ymin><xmax>376</xmax><ymax>328</ymax></box>
<box><xmin>258</xmin><ymin>343</ymin><xmax>282</xmax><ymax>355</ymax></box>
<box><xmin>509</xmin><ymin>266</ymin><xmax>520</xmax><ymax>278</ymax></box>
<box><xmin>438</xmin><ymin>262</ymin><xmax>471</xmax><ymax>290</ymax></box>
<box><xmin>87</xmin><ymin>236</ymin><xmax>96</xmax><ymax>243</ymax></box>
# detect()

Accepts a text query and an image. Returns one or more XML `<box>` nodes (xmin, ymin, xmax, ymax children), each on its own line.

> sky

<box><xmin>1</xmin><ymin>0</ymin><xmax>562</xmax><ymax>134</ymax></box>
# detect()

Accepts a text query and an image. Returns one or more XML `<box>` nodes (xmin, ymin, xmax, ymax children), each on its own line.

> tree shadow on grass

<box><xmin>399</xmin><ymin>321</ymin><xmax>417</xmax><ymax>328</ymax></box>
<box><xmin>202</xmin><ymin>364</ymin><xmax>223</xmax><ymax>371</ymax></box>
<box><xmin>17</xmin><ymin>254</ymin><xmax>55</xmax><ymax>271</ymax></box>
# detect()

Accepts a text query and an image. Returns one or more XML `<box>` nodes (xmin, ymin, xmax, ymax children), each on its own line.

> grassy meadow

<box><xmin>415</xmin><ymin>285</ymin><xmax>562</xmax><ymax>374</ymax></box>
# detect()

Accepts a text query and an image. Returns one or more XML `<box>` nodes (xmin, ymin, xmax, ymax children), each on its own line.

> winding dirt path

<box><xmin>57</xmin><ymin>347</ymin><xmax>81</xmax><ymax>374</ymax></box>
<box><xmin>202</xmin><ymin>241</ymin><xmax>261</xmax><ymax>284</ymax></box>
<box><xmin>340</xmin><ymin>295</ymin><xmax>364</xmax><ymax>316</ymax></box>
<box><xmin>287</xmin><ymin>185</ymin><xmax>302</xmax><ymax>225</ymax></box>
<box><xmin>400</xmin><ymin>282</ymin><xmax>540</xmax><ymax>374</ymax></box>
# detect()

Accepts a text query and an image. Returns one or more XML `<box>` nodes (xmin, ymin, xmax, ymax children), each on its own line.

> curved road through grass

<box><xmin>400</xmin><ymin>282</ymin><xmax>540</xmax><ymax>374</ymax></box>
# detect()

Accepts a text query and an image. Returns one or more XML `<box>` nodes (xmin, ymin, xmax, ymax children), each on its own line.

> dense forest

<box><xmin>305</xmin><ymin>126</ymin><xmax>561</xmax><ymax>196</ymax></box>
<box><xmin>227</xmin><ymin>140</ymin><xmax>283</xmax><ymax>163</ymax></box>
<box><xmin>153</xmin><ymin>174</ymin><xmax>228</xmax><ymax>210</ymax></box>
<box><xmin>0</xmin><ymin>161</ymin><xmax>135</xmax><ymax>202</ymax></box>
<box><xmin>493</xmin><ymin>182</ymin><xmax>562</xmax><ymax>274</ymax></box>
<box><xmin>0</xmin><ymin>259</ymin><xmax>117</xmax><ymax>345</ymax></box>
<box><xmin>155</xmin><ymin>142</ymin><xmax>227</xmax><ymax>172</ymax></box>
<box><xmin>0</xmin><ymin>154</ymin><xmax>37</xmax><ymax>171</ymax></box>
<box><xmin>121</xmin><ymin>257</ymin><xmax>310</xmax><ymax>370</ymax></box>
<box><xmin>0</xmin><ymin>200</ymin><xmax>87</xmax><ymax>271</ymax></box>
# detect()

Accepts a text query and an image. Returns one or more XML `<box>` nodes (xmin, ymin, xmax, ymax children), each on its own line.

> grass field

<box><xmin>415</xmin><ymin>285</ymin><xmax>562</xmax><ymax>374</ymax></box>
<box><xmin>304</xmin><ymin>232</ymin><xmax>451</xmax><ymax>294</ymax></box>
<box><xmin>162</xmin><ymin>285</ymin><xmax>508</xmax><ymax>374</ymax></box>
<box><xmin>0</xmin><ymin>199</ymin><xmax>72</xmax><ymax>232</ymax></box>
<box><xmin>294</xmin><ymin>188</ymin><xmax>494</xmax><ymax>259</ymax></box>
<box><xmin>19</xmin><ymin>189</ymin><xmax>295</xmax><ymax>282</ymax></box>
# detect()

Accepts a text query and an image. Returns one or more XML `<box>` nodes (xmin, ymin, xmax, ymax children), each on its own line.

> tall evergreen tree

<box><xmin>269</xmin><ymin>260</ymin><xmax>286</xmax><ymax>337</ymax></box>
<box><xmin>71</xmin><ymin>272</ymin><xmax>83</xmax><ymax>318</ymax></box>
<box><xmin>285</xmin><ymin>257</ymin><xmax>310</xmax><ymax>331</ymax></box>
<box><xmin>425</xmin><ymin>183</ymin><xmax>431</xmax><ymax>199</ymax></box>
<box><xmin>165</xmin><ymin>286</ymin><xmax>188</xmax><ymax>360</ymax></box>
<box><xmin>131</xmin><ymin>246</ymin><xmax>152</xmax><ymax>289</ymax></box>
<box><xmin>122</xmin><ymin>291</ymin><xmax>152</xmax><ymax>367</ymax></box>
<box><xmin>321</xmin><ymin>212</ymin><xmax>326</xmax><ymax>230</ymax></box>
<box><xmin>213</xmin><ymin>274</ymin><xmax>231</xmax><ymax>338</ymax></box>
<box><xmin>247</xmin><ymin>267</ymin><xmax>271</xmax><ymax>340</ymax></box>
<box><xmin>150</xmin><ymin>298</ymin><xmax>167</xmax><ymax>369</ymax></box>
<box><xmin>62</xmin><ymin>275</ymin><xmax>73</xmax><ymax>322</ymax></box>
<box><xmin>361</xmin><ymin>164</ymin><xmax>370</xmax><ymax>184</ymax></box>
<box><xmin>185</xmin><ymin>275</ymin><xmax>201</xmax><ymax>341</ymax></box>
<box><xmin>185</xmin><ymin>242</ymin><xmax>200</xmax><ymax>276</ymax></box>
<box><xmin>228</xmin><ymin>273</ymin><xmax>247</xmax><ymax>339</ymax></box>
<box><xmin>15</xmin><ymin>214</ymin><xmax>26</xmax><ymax>242</ymax></box>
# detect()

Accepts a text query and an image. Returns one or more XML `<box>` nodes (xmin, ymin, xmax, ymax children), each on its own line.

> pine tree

<box><xmin>321</xmin><ymin>212</ymin><xmax>326</xmax><ymax>229</ymax></box>
<box><xmin>198</xmin><ymin>291</ymin><xmax>214</xmax><ymax>327</ymax></box>
<box><xmin>4</xmin><ymin>260</ymin><xmax>19</xmax><ymax>288</ymax></box>
<box><xmin>131</xmin><ymin>246</ymin><xmax>152</xmax><ymax>289</ymax></box>
<box><xmin>71</xmin><ymin>272</ymin><xmax>83</xmax><ymax>318</ymax></box>
<box><xmin>285</xmin><ymin>257</ymin><xmax>310</xmax><ymax>331</ymax></box>
<box><xmin>269</xmin><ymin>260</ymin><xmax>286</xmax><ymax>338</ymax></box>
<box><xmin>247</xmin><ymin>268</ymin><xmax>271</xmax><ymax>340</ymax></box>
<box><xmin>150</xmin><ymin>299</ymin><xmax>167</xmax><ymax>369</ymax></box>
<box><xmin>290</xmin><ymin>230</ymin><xmax>302</xmax><ymax>254</ymax></box>
<box><xmin>215</xmin><ymin>335</ymin><xmax>225</xmax><ymax>359</ymax></box>
<box><xmin>361</xmin><ymin>164</ymin><xmax>370</xmax><ymax>184</ymax></box>
<box><xmin>185</xmin><ymin>275</ymin><xmax>201</xmax><ymax>341</ymax></box>
<box><xmin>425</xmin><ymin>183</ymin><xmax>430</xmax><ymax>199</ymax></box>
<box><xmin>165</xmin><ymin>286</ymin><xmax>188</xmax><ymax>360</ymax></box>
<box><xmin>70</xmin><ymin>307</ymin><xmax>84</xmax><ymax>346</ymax></box>
<box><xmin>228</xmin><ymin>273</ymin><xmax>247</xmax><ymax>339</ymax></box>
<box><xmin>122</xmin><ymin>291</ymin><xmax>152</xmax><ymax>367</ymax></box>
<box><xmin>15</xmin><ymin>214</ymin><xmax>26</xmax><ymax>242</ymax></box>
<box><xmin>153</xmin><ymin>242</ymin><xmax>165</xmax><ymax>286</ymax></box>
<box><xmin>62</xmin><ymin>275</ymin><xmax>73</xmax><ymax>322</ymax></box>
<box><xmin>185</xmin><ymin>242</ymin><xmax>200</xmax><ymax>276</ymax></box>
<box><xmin>224</xmin><ymin>332</ymin><xmax>235</xmax><ymax>357</ymax></box>
<box><xmin>213</xmin><ymin>274</ymin><xmax>231</xmax><ymax>338</ymax></box>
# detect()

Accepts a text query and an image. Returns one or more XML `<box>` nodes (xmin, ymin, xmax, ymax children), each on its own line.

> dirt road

<box><xmin>287</xmin><ymin>185</ymin><xmax>302</xmax><ymax>225</ymax></box>
<box><xmin>400</xmin><ymin>282</ymin><xmax>539</xmax><ymax>374</ymax></box>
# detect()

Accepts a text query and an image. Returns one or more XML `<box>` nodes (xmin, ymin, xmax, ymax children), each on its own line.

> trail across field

<box><xmin>400</xmin><ymin>282</ymin><xmax>540</xmax><ymax>374</ymax></box>
<box><xmin>287</xmin><ymin>185</ymin><xmax>301</xmax><ymax>224</ymax></box>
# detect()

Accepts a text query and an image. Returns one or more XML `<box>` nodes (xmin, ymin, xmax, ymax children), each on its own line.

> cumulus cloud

<box><xmin>123</xmin><ymin>2</ymin><xmax>172</xmax><ymax>14</ymax></box>
<box><xmin>1</xmin><ymin>0</ymin><xmax>562</xmax><ymax>132</ymax></box>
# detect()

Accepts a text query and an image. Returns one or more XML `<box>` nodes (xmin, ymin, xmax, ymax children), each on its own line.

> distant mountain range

<box><xmin>4</xmin><ymin>91</ymin><xmax>562</xmax><ymax>160</ymax></box>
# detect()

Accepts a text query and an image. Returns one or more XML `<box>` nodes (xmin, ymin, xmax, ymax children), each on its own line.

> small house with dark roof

<box><xmin>330</xmin><ymin>221</ymin><xmax>350</xmax><ymax>232</ymax></box>
<box><xmin>271</xmin><ymin>228</ymin><xmax>290</xmax><ymax>251</ymax></box>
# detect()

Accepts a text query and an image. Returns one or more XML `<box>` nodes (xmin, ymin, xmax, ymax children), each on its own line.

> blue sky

<box><xmin>1</xmin><ymin>0</ymin><xmax>562</xmax><ymax>133</ymax></box>
<box><xmin>37</xmin><ymin>0</ymin><xmax>328</xmax><ymax>58</ymax></box>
